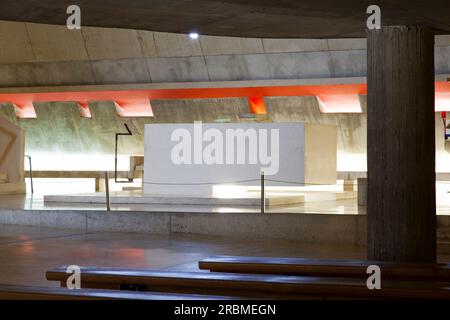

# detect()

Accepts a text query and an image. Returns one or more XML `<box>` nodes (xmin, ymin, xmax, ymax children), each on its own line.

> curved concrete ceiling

<box><xmin>1</xmin><ymin>1</ymin><xmax>450</xmax><ymax>38</ymax></box>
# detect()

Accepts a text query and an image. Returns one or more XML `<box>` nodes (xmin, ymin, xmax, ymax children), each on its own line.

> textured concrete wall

<box><xmin>1</xmin><ymin>21</ymin><xmax>450</xmax><ymax>172</ymax></box>
<box><xmin>0</xmin><ymin>21</ymin><xmax>450</xmax><ymax>87</ymax></box>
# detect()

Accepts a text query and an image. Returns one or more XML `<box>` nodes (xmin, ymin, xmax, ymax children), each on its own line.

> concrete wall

<box><xmin>0</xmin><ymin>21</ymin><xmax>449</xmax><ymax>173</ymax></box>
<box><xmin>0</xmin><ymin>21</ymin><xmax>450</xmax><ymax>87</ymax></box>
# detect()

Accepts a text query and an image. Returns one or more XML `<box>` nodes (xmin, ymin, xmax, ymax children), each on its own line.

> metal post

<box><xmin>260</xmin><ymin>171</ymin><xmax>265</xmax><ymax>213</ymax></box>
<box><xmin>105</xmin><ymin>172</ymin><xmax>111</xmax><ymax>211</ymax></box>
<box><xmin>25</xmin><ymin>155</ymin><xmax>34</xmax><ymax>194</ymax></box>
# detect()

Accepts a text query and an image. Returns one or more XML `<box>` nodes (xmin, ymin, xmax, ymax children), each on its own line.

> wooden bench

<box><xmin>199</xmin><ymin>256</ymin><xmax>450</xmax><ymax>280</ymax></box>
<box><xmin>0</xmin><ymin>283</ymin><xmax>233</xmax><ymax>300</ymax></box>
<box><xmin>46</xmin><ymin>266</ymin><xmax>450</xmax><ymax>299</ymax></box>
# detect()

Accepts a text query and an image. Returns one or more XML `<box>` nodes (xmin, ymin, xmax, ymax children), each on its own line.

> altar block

<box><xmin>144</xmin><ymin>123</ymin><xmax>336</xmax><ymax>196</ymax></box>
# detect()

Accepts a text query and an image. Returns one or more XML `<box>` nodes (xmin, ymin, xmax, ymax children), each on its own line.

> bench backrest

<box><xmin>46</xmin><ymin>266</ymin><xmax>450</xmax><ymax>299</ymax></box>
<box><xmin>199</xmin><ymin>256</ymin><xmax>450</xmax><ymax>280</ymax></box>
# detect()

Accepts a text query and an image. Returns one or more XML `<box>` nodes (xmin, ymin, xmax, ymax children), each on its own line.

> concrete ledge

<box><xmin>0</xmin><ymin>208</ymin><xmax>448</xmax><ymax>245</ymax></box>
<box><xmin>0</xmin><ymin>208</ymin><xmax>364</xmax><ymax>245</ymax></box>
<box><xmin>43</xmin><ymin>193</ymin><xmax>305</xmax><ymax>207</ymax></box>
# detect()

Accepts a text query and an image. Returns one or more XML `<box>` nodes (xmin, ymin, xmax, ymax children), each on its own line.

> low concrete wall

<box><xmin>0</xmin><ymin>208</ymin><xmax>365</xmax><ymax>245</ymax></box>
<box><xmin>1</xmin><ymin>209</ymin><xmax>448</xmax><ymax>245</ymax></box>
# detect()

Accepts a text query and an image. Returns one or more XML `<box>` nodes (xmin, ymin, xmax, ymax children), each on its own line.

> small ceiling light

<box><xmin>189</xmin><ymin>32</ymin><xmax>199</xmax><ymax>39</ymax></box>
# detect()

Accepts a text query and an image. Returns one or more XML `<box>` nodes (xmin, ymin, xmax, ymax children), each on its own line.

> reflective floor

<box><xmin>2</xmin><ymin>178</ymin><xmax>450</xmax><ymax>215</ymax></box>
<box><xmin>1</xmin><ymin>193</ymin><xmax>363</xmax><ymax>214</ymax></box>
<box><xmin>0</xmin><ymin>225</ymin><xmax>449</xmax><ymax>288</ymax></box>
<box><xmin>3</xmin><ymin>193</ymin><xmax>450</xmax><ymax>215</ymax></box>
<box><xmin>0</xmin><ymin>225</ymin><xmax>364</xmax><ymax>287</ymax></box>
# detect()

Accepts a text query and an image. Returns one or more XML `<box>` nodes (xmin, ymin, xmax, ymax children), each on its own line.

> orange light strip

<box><xmin>2</xmin><ymin>81</ymin><xmax>450</xmax><ymax>118</ymax></box>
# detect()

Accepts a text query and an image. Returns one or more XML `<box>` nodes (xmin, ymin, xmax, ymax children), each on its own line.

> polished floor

<box><xmin>0</xmin><ymin>193</ymin><xmax>363</xmax><ymax>214</ymax></box>
<box><xmin>1</xmin><ymin>225</ymin><xmax>450</xmax><ymax>288</ymax></box>
<box><xmin>4</xmin><ymin>193</ymin><xmax>450</xmax><ymax>215</ymax></box>
<box><xmin>3</xmin><ymin>179</ymin><xmax>450</xmax><ymax>215</ymax></box>
<box><xmin>0</xmin><ymin>225</ymin><xmax>366</xmax><ymax>287</ymax></box>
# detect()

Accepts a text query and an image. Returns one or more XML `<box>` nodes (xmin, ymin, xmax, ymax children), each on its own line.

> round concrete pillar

<box><xmin>367</xmin><ymin>26</ymin><xmax>436</xmax><ymax>262</ymax></box>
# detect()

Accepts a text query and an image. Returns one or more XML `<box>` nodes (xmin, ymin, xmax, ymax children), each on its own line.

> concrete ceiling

<box><xmin>1</xmin><ymin>1</ymin><xmax>450</xmax><ymax>38</ymax></box>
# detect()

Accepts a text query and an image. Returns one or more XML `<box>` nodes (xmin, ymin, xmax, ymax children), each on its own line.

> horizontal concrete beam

<box><xmin>0</xmin><ymin>77</ymin><xmax>368</xmax><ymax>94</ymax></box>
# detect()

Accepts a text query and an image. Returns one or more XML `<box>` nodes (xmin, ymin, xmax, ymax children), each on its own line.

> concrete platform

<box><xmin>43</xmin><ymin>190</ymin><xmax>357</xmax><ymax>207</ymax></box>
<box><xmin>43</xmin><ymin>191</ymin><xmax>305</xmax><ymax>207</ymax></box>
<box><xmin>0</xmin><ymin>207</ymin><xmax>367</xmax><ymax>245</ymax></box>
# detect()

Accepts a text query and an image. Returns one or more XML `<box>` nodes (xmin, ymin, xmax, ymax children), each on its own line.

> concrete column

<box><xmin>367</xmin><ymin>26</ymin><xmax>436</xmax><ymax>262</ymax></box>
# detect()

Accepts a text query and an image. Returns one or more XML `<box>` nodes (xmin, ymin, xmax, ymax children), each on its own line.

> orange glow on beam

<box><xmin>77</xmin><ymin>101</ymin><xmax>91</xmax><ymax>118</ymax></box>
<box><xmin>114</xmin><ymin>100</ymin><xmax>153</xmax><ymax>117</ymax></box>
<box><xmin>316</xmin><ymin>94</ymin><xmax>362</xmax><ymax>113</ymax></box>
<box><xmin>2</xmin><ymin>81</ymin><xmax>450</xmax><ymax>116</ymax></box>
<box><xmin>248</xmin><ymin>97</ymin><xmax>267</xmax><ymax>114</ymax></box>
<box><xmin>12</xmin><ymin>102</ymin><xmax>36</xmax><ymax>119</ymax></box>
<box><xmin>0</xmin><ymin>83</ymin><xmax>367</xmax><ymax>105</ymax></box>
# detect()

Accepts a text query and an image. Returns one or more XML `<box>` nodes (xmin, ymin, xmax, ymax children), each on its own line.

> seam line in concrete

<box><xmin>23</xmin><ymin>23</ymin><xmax>37</xmax><ymax>62</ymax></box>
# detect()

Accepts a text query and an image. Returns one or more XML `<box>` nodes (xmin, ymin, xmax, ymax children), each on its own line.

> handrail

<box><xmin>105</xmin><ymin>171</ymin><xmax>111</xmax><ymax>211</ymax></box>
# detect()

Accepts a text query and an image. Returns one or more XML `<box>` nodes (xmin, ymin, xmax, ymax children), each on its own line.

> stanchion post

<box><xmin>25</xmin><ymin>155</ymin><xmax>34</xmax><ymax>194</ymax></box>
<box><xmin>260</xmin><ymin>171</ymin><xmax>265</xmax><ymax>213</ymax></box>
<box><xmin>105</xmin><ymin>172</ymin><xmax>111</xmax><ymax>211</ymax></box>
